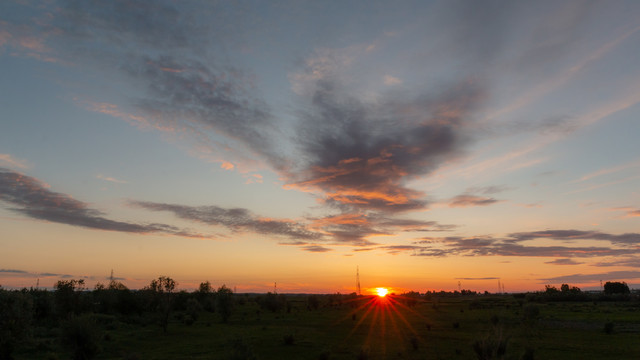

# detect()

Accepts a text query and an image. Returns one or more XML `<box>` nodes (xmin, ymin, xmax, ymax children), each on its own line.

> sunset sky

<box><xmin>1</xmin><ymin>0</ymin><xmax>640</xmax><ymax>293</ymax></box>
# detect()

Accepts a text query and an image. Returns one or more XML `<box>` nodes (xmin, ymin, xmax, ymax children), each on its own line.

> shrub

<box><xmin>228</xmin><ymin>337</ymin><xmax>257</xmax><ymax>360</ymax></box>
<box><xmin>409</xmin><ymin>336</ymin><xmax>419</xmax><ymax>351</ymax></box>
<box><xmin>603</xmin><ymin>322</ymin><xmax>615</xmax><ymax>334</ymax></box>
<box><xmin>283</xmin><ymin>333</ymin><xmax>295</xmax><ymax>346</ymax></box>
<box><xmin>60</xmin><ymin>315</ymin><xmax>102</xmax><ymax>360</ymax></box>
<box><xmin>522</xmin><ymin>304</ymin><xmax>540</xmax><ymax>324</ymax></box>
<box><xmin>472</xmin><ymin>328</ymin><xmax>509</xmax><ymax>360</ymax></box>
<box><xmin>604</xmin><ymin>282</ymin><xmax>630</xmax><ymax>295</ymax></box>
<box><xmin>357</xmin><ymin>347</ymin><xmax>369</xmax><ymax>360</ymax></box>
<box><xmin>216</xmin><ymin>285</ymin><xmax>234</xmax><ymax>323</ymax></box>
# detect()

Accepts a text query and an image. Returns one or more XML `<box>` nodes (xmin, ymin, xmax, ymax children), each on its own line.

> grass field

<box><xmin>10</xmin><ymin>292</ymin><xmax>640</xmax><ymax>360</ymax></box>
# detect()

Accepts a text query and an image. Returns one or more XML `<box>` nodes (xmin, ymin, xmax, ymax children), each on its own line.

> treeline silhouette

<box><xmin>0</xmin><ymin>277</ymin><xmax>635</xmax><ymax>359</ymax></box>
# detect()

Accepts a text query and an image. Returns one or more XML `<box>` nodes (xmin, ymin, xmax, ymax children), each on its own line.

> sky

<box><xmin>1</xmin><ymin>0</ymin><xmax>640</xmax><ymax>294</ymax></box>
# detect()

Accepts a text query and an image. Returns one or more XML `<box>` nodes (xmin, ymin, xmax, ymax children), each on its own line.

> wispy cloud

<box><xmin>571</xmin><ymin>160</ymin><xmax>640</xmax><ymax>183</ymax></box>
<box><xmin>447</xmin><ymin>194</ymin><xmax>501</xmax><ymax>208</ymax></box>
<box><xmin>545</xmin><ymin>258</ymin><xmax>583</xmax><ymax>265</ymax></box>
<box><xmin>383</xmin><ymin>75</ymin><xmax>402</xmax><ymax>86</ymax></box>
<box><xmin>540</xmin><ymin>271</ymin><xmax>640</xmax><ymax>283</ymax></box>
<box><xmin>455</xmin><ymin>277</ymin><xmax>500</xmax><ymax>280</ymax></box>
<box><xmin>128</xmin><ymin>200</ymin><xmax>322</xmax><ymax>241</ymax></box>
<box><xmin>96</xmin><ymin>174</ymin><xmax>127</xmax><ymax>184</ymax></box>
<box><xmin>0</xmin><ymin>168</ymin><xmax>205</xmax><ymax>238</ymax></box>
<box><xmin>413</xmin><ymin>229</ymin><xmax>640</xmax><ymax>258</ymax></box>
<box><xmin>302</xmin><ymin>245</ymin><xmax>332</xmax><ymax>253</ymax></box>
<box><xmin>0</xmin><ymin>153</ymin><xmax>29</xmax><ymax>169</ymax></box>
<box><xmin>592</xmin><ymin>257</ymin><xmax>640</xmax><ymax>268</ymax></box>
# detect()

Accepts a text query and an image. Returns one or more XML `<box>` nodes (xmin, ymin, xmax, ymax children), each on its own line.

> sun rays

<box><xmin>335</xmin><ymin>292</ymin><xmax>428</xmax><ymax>357</ymax></box>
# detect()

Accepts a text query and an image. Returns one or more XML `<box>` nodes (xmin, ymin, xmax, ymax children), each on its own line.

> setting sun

<box><xmin>376</xmin><ymin>287</ymin><xmax>388</xmax><ymax>297</ymax></box>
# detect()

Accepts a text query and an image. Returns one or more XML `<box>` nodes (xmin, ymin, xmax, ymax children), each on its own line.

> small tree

<box><xmin>604</xmin><ymin>281</ymin><xmax>630</xmax><ymax>295</ymax></box>
<box><xmin>54</xmin><ymin>279</ymin><xmax>86</xmax><ymax>316</ymax></box>
<box><xmin>216</xmin><ymin>285</ymin><xmax>234</xmax><ymax>323</ymax></box>
<box><xmin>197</xmin><ymin>281</ymin><xmax>215</xmax><ymax>312</ymax></box>
<box><xmin>145</xmin><ymin>276</ymin><xmax>177</xmax><ymax>332</ymax></box>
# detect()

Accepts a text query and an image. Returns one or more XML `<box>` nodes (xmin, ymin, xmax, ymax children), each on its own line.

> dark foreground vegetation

<box><xmin>1</xmin><ymin>278</ymin><xmax>639</xmax><ymax>359</ymax></box>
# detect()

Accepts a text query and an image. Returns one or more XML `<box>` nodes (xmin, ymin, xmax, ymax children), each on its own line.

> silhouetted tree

<box><xmin>216</xmin><ymin>285</ymin><xmax>234</xmax><ymax>323</ymax></box>
<box><xmin>197</xmin><ymin>281</ymin><xmax>215</xmax><ymax>312</ymax></box>
<box><xmin>604</xmin><ymin>281</ymin><xmax>630</xmax><ymax>295</ymax></box>
<box><xmin>144</xmin><ymin>276</ymin><xmax>176</xmax><ymax>332</ymax></box>
<box><xmin>259</xmin><ymin>292</ymin><xmax>287</xmax><ymax>312</ymax></box>
<box><xmin>402</xmin><ymin>291</ymin><xmax>421</xmax><ymax>307</ymax></box>
<box><xmin>54</xmin><ymin>279</ymin><xmax>86</xmax><ymax>316</ymax></box>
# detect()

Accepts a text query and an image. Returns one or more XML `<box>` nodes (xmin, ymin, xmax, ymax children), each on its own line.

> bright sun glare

<box><xmin>376</xmin><ymin>287</ymin><xmax>388</xmax><ymax>297</ymax></box>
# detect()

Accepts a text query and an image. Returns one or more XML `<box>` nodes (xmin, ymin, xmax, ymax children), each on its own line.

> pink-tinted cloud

<box><xmin>447</xmin><ymin>194</ymin><xmax>500</xmax><ymax>208</ymax></box>
<box><xmin>0</xmin><ymin>153</ymin><xmax>29</xmax><ymax>169</ymax></box>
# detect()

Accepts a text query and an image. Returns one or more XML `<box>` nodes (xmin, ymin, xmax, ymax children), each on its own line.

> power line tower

<box><xmin>356</xmin><ymin>266</ymin><xmax>361</xmax><ymax>296</ymax></box>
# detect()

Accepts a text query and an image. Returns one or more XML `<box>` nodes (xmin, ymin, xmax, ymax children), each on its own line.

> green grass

<box><xmin>13</xmin><ymin>295</ymin><xmax>640</xmax><ymax>359</ymax></box>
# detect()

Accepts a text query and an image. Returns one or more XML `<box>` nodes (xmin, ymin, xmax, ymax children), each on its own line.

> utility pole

<box><xmin>356</xmin><ymin>266</ymin><xmax>362</xmax><ymax>296</ymax></box>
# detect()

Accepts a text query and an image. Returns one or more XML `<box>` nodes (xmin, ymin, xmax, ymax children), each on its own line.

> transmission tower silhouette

<box><xmin>356</xmin><ymin>266</ymin><xmax>361</xmax><ymax>295</ymax></box>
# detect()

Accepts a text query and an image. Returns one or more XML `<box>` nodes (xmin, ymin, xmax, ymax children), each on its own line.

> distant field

<box><xmin>9</xmin><ymin>292</ymin><xmax>640</xmax><ymax>359</ymax></box>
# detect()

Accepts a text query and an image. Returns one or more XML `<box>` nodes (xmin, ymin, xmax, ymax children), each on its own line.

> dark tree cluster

<box><xmin>0</xmin><ymin>276</ymin><xmax>238</xmax><ymax>359</ymax></box>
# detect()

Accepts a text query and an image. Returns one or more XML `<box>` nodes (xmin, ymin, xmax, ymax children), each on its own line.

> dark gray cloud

<box><xmin>506</xmin><ymin>230</ymin><xmax>640</xmax><ymax>246</ymax></box>
<box><xmin>128</xmin><ymin>200</ymin><xmax>322</xmax><ymax>241</ymax></box>
<box><xmin>288</xmin><ymin>79</ymin><xmax>485</xmax><ymax>213</ymax></box>
<box><xmin>55</xmin><ymin>0</ymin><xmax>202</xmax><ymax>49</ymax></box>
<box><xmin>306</xmin><ymin>213</ymin><xmax>454</xmax><ymax>246</ymax></box>
<box><xmin>540</xmin><ymin>271</ymin><xmax>640</xmax><ymax>283</ymax></box>
<box><xmin>545</xmin><ymin>258</ymin><xmax>583</xmax><ymax>265</ymax></box>
<box><xmin>592</xmin><ymin>257</ymin><xmax>640</xmax><ymax>268</ymax></box>
<box><xmin>455</xmin><ymin>277</ymin><xmax>500</xmax><ymax>280</ymax></box>
<box><xmin>0</xmin><ymin>168</ymin><xmax>205</xmax><ymax>238</ymax></box>
<box><xmin>414</xmin><ymin>231</ymin><xmax>640</xmax><ymax>258</ymax></box>
<box><xmin>0</xmin><ymin>269</ymin><xmax>28</xmax><ymax>274</ymax></box>
<box><xmin>302</xmin><ymin>245</ymin><xmax>332</xmax><ymax>253</ymax></box>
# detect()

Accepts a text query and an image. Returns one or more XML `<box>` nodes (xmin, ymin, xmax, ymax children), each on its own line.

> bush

<box><xmin>604</xmin><ymin>282</ymin><xmax>630</xmax><ymax>295</ymax></box>
<box><xmin>603</xmin><ymin>322</ymin><xmax>615</xmax><ymax>334</ymax></box>
<box><xmin>472</xmin><ymin>328</ymin><xmax>509</xmax><ymax>360</ymax></box>
<box><xmin>522</xmin><ymin>304</ymin><xmax>540</xmax><ymax>323</ymax></box>
<box><xmin>216</xmin><ymin>285</ymin><xmax>234</xmax><ymax>323</ymax></box>
<box><xmin>228</xmin><ymin>337</ymin><xmax>257</xmax><ymax>360</ymax></box>
<box><xmin>60</xmin><ymin>315</ymin><xmax>102</xmax><ymax>360</ymax></box>
<box><xmin>283</xmin><ymin>333</ymin><xmax>295</xmax><ymax>346</ymax></box>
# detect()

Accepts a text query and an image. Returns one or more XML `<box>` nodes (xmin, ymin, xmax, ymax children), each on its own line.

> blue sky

<box><xmin>1</xmin><ymin>0</ymin><xmax>639</xmax><ymax>293</ymax></box>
